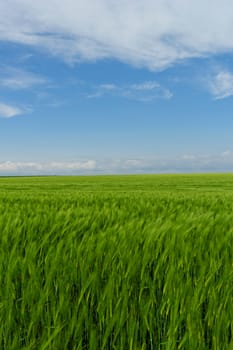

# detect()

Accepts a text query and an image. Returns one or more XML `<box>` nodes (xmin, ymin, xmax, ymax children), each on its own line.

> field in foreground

<box><xmin>0</xmin><ymin>174</ymin><xmax>233</xmax><ymax>349</ymax></box>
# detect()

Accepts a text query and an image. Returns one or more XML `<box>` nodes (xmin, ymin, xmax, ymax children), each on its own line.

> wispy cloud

<box><xmin>131</xmin><ymin>82</ymin><xmax>160</xmax><ymax>91</ymax></box>
<box><xmin>0</xmin><ymin>160</ymin><xmax>96</xmax><ymax>174</ymax></box>
<box><xmin>0</xmin><ymin>66</ymin><xmax>47</xmax><ymax>90</ymax></box>
<box><xmin>0</xmin><ymin>102</ymin><xmax>25</xmax><ymax>118</ymax></box>
<box><xmin>1</xmin><ymin>1</ymin><xmax>233</xmax><ymax>70</ymax></box>
<box><xmin>88</xmin><ymin>81</ymin><xmax>172</xmax><ymax>101</ymax></box>
<box><xmin>1</xmin><ymin>152</ymin><xmax>233</xmax><ymax>175</ymax></box>
<box><xmin>207</xmin><ymin>70</ymin><xmax>233</xmax><ymax>99</ymax></box>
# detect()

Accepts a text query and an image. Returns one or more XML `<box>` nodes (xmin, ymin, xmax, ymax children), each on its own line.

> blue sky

<box><xmin>1</xmin><ymin>1</ymin><xmax>233</xmax><ymax>174</ymax></box>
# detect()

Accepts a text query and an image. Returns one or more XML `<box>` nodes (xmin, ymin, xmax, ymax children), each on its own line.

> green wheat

<box><xmin>0</xmin><ymin>174</ymin><xmax>232</xmax><ymax>349</ymax></box>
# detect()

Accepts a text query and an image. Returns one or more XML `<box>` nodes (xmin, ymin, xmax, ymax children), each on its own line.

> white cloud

<box><xmin>221</xmin><ymin>150</ymin><xmax>231</xmax><ymax>157</ymax></box>
<box><xmin>99</xmin><ymin>84</ymin><xmax>118</xmax><ymax>91</ymax></box>
<box><xmin>0</xmin><ymin>66</ymin><xmax>47</xmax><ymax>90</ymax></box>
<box><xmin>1</xmin><ymin>153</ymin><xmax>233</xmax><ymax>175</ymax></box>
<box><xmin>0</xmin><ymin>102</ymin><xmax>25</xmax><ymax>118</ymax></box>
<box><xmin>208</xmin><ymin>70</ymin><xmax>233</xmax><ymax>99</ymax></box>
<box><xmin>49</xmin><ymin>160</ymin><xmax>96</xmax><ymax>170</ymax></box>
<box><xmin>1</xmin><ymin>1</ymin><xmax>233</xmax><ymax>70</ymax></box>
<box><xmin>88</xmin><ymin>81</ymin><xmax>172</xmax><ymax>101</ymax></box>
<box><xmin>103</xmin><ymin>153</ymin><xmax>233</xmax><ymax>173</ymax></box>
<box><xmin>0</xmin><ymin>160</ymin><xmax>96</xmax><ymax>174</ymax></box>
<box><xmin>131</xmin><ymin>82</ymin><xmax>160</xmax><ymax>91</ymax></box>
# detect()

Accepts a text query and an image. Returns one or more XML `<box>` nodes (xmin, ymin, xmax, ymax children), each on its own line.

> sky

<box><xmin>1</xmin><ymin>1</ymin><xmax>233</xmax><ymax>175</ymax></box>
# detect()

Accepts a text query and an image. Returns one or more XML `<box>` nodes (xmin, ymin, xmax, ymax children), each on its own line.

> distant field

<box><xmin>0</xmin><ymin>174</ymin><xmax>233</xmax><ymax>349</ymax></box>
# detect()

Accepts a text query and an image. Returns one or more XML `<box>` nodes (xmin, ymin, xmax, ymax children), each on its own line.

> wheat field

<box><xmin>0</xmin><ymin>174</ymin><xmax>233</xmax><ymax>349</ymax></box>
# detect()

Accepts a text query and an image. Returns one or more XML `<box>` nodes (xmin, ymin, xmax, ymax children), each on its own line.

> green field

<box><xmin>0</xmin><ymin>174</ymin><xmax>233</xmax><ymax>349</ymax></box>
